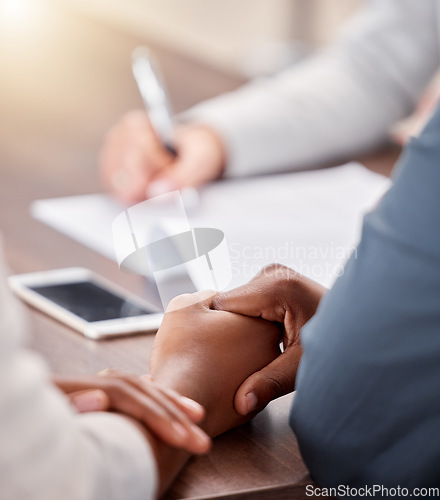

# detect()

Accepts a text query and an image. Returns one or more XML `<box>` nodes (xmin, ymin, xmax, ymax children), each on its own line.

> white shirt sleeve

<box><xmin>184</xmin><ymin>0</ymin><xmax>439</xmax><ymax>177</ymax></box>
<box><xmin>0</xmin><ymin>248</ymin><xmax>158</xmax><ymax>500</ymax></box>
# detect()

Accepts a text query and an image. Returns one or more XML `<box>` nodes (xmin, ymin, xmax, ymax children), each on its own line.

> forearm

<box><xmin>184</xmin><ymin>0</ymin><xmax>437</xmax><ymax>177</ymax></box>
<box><xmin>291</xmin><ymin>105</ymin><xmax>440</xmax><ymax>487</ymax></box>
<box><xmin>130</xmin><ymin>418</ymin><xmax>190</xmax><ymax>499</ymax></box>
<box><xmin>0</xmin><ymin>357</ymin><xmax>157</xmax><ymax>500</ymax></box>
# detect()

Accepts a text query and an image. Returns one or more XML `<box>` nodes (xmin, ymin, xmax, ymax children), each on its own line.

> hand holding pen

<box><xmin>99</xmin><ymin>47</ymin><xmax>226</xmax><ymax>205</ymax></box>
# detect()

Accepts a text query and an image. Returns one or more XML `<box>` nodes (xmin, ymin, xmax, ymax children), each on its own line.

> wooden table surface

<box><xmin>0</xmin><ymin>4</ymin><xmax>401</xmax><ymax>499</ymax></box>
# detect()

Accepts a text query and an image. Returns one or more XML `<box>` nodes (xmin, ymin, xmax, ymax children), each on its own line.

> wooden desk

<box><xmin>0</xmin><ymin>5</ymin><xmax>400</xmax><ymax>499</ymax></box>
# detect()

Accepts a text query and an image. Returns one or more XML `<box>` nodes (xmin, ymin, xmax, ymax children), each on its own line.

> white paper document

<box><xmin>31</xmin><ymin>163</ymin><xmax>390</xmax><ymax>290</ymax></box>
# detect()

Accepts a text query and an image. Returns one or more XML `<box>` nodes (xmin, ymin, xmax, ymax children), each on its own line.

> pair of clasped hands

<box><xmin>55</xmin><ymin>266</ymin><xmax>324</xmax><ymax>463</ymax></box>
<box><xmin>54</xmin><ymin>111</ymin><xmax>326</xmax><ymax>488</ymax></box>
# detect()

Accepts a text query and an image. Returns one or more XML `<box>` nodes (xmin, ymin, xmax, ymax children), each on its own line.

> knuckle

<box><xmin>193</xmin><ymin>289</ymin><xmax>216</xmax><ymax>302</ymax></box>
<box><xmin>210</xmin><ymin>294</ymin><xmax>224</xmax><ymax>311</ymax></box>
<box><xmin>167</xmin><ymin>290</ymin><xmax>215</xmax><ymax>312</ymax></box>
<box><xmin>263</xmin><ymin>370</ymin><xmax>292</xmax><ymax>399</ymax></box>
<box><xmin>259</xmin><ymin>264</ymin><xmax>299</xmax><ymax>296</ymax></box>
<box><xmin>260</xmin><ymin>263</ymin><xmax>282</xmax><ymax>275</ymax></box>
<box><xmin>167</xmin><ymin>293</ymin><xmax>192</xmax><ymax>312</ymax></box>
<box><xmin>263</xmin><ymin>263</ymin><xmax>295</xmax><ymax>280</ymax></box>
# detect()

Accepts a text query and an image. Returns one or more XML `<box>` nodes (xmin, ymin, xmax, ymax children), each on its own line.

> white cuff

<box><xmin>78</xmin><ymin>412</ymin><xmax>158</xmax><ymax>500</ymax></box>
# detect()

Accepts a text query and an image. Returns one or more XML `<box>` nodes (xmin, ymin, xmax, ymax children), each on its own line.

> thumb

<box><xmin>69</xmin><ymin>389</ymin><xmax>110</xmax><ymax>413</ymax></box>
<box><xmin>144</xmin><ymin>160</ymin><xmax>197</xmax><ymax>198</ymax></box>
<box><xmin>146</xmin><ymin>147</ymin><xmax>220</xmax><ymax>198</ymax></box>
<box><xmin>145</xmin><ymin>173</ymin><xmax>179</xmax><ymax>199</ymax></box>
<box><xmin>156</xmin><ymin>156</ymin><xmax>208</xmax><ymax>191</ymax></box>
<box><xmin>234</xmin><ymin>346</ymin><xmax>302</xmax><ymax>416</ymax></box>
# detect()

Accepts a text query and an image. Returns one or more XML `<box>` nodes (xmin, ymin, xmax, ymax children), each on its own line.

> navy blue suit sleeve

<box><xmin>290</xmin><ymin>105</ymin><xmax>440</xmax><ymax>488</ymax></box>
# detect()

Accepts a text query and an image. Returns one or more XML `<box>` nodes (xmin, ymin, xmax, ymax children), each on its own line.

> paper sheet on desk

<box><xmin>31</xmin><ymin>163</ymin><xmax>391</xmax><ymax>289</ymax></box>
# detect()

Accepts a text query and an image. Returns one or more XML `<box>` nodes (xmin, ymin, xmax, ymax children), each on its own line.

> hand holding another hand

<box><xmin>53</xmin><ymin>370</ymin><xmax>210</xmax><ymax>454</ymax></box>
<box><xmin>149</xmin><ymin>290</ymin><xmax>282</xmax><ymax>437</ymax></box>
<box><xmin>212</xmin><ymin>264</ymin><xmax>326</xmax><ymax>416</ymax></box>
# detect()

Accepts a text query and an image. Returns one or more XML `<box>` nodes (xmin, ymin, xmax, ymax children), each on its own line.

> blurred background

<box><xmin>0</xmin><ymin>0</ymin><xmax>361</xmax><ymax>176</ymax></box>
<box><xmin>70</xmin><ymin>0</ymin><xmax>361</xmax><ymax>75</ymax></box>
<box><xmin>0</xmin><ymin>0</ymin><xmax>368</xmax><ymax>376</ymax></box>
<box><xmin>0</xmin><ymin>0</ymin><xmax>368</xmax><ymax>274</ymax></box>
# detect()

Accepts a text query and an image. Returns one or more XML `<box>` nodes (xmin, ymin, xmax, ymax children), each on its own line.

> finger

<box><xmin>137</xmin><ymin>382</ymin><xmax>210</xmax><ymax>454</ymax></box>
<box><xmin>211</xmin><ymin>283</ymin><xmax>281</xmax><ymax>323</ymax></box>
<box><xmin>210</xmin><ymin>264</ymin><xmax>286</xmax><ymax>318</ymax></box>
<box><xmin>166</xmin><ymin>290</ymin><xmax>216</xmax><ymax>313</ymax></box>
<box><xmin>114</xmin><ymin>144</ymin><xmax>171</xmax><ymax>204</ymax></box>
<box><xmin>132</xmin><ymin>388</ymin><xmax>211</xmax><ymax>454</ymax></box>
<box><xmin>100</xmin><ymin>123</ymin><xmax>143</xmax><ymax>200</ymax></box>
<box><xmin>141</xmin><ymin>374</ymin><xmax>205</xmax><ymax>423</ymax></box>
<box><xmin>106</xmin><ymin>376</ymin><xmax>211</xmax><ymax>454</ymax></box>
<box><xmin>128</xmin><ymin>375</ymin><xmax>206</xmax><ymax>428</ymax></box>
<box><xmin>145</xmin><ymin>128</ymin><xmax>224</xmax><ymax>198</ymax></box>
<box><xmin>233</xmin><ymin>345</ymin><xmax>302</xmax><ymax>416</ymax></box>
<box><xmin>211</xmin><ymin>284</ymin><xmax>261</xmax><ymax>315</ymax></box>
<box><xmin>98</xmin><ymin>368</ymin><xmax>115</xmax><ymax>376</ymax></box>
<box><xmin>101</xmin><ymin>112</ymin><xmax>174</xmax><ymax>203</ymax></box>
<box><xmin>161</xmin><ymin>159</ymin><xmax>206</xmax><ymax>190</ymax></box>
<box><xmin>69</xmin><ymin>389</ymin><xmax>110</xmax><ymax>413</ymax></box>
<box><xmin>60</xmin><ymin>371</ymin><xmax>210</xmax><ymax>453</ymax></box>
<box><xmin>212</xmin><ymin>265</ymin><xmax>322</xmax><ymax>334</ymax></box>
<box><xmin>145</xmin><ymin>177</ymin><xmax>178</xmax><ymax>199</ymax></box>
<box><xmin>157</xmin><ymin>387</ymin><xmax>205</xmax><ymax>424</ymax></box>
<box><xmin>145</xmin><ymin>158</ymin><xmax>199</xmax><ymax>199</ymax></box>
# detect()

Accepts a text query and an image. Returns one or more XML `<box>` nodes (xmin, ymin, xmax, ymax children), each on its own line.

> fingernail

<box><xmin>73</xmin><ymin>391</ymin><xmax>104</xmax><ymax>412</ymax></box>
<box><xmin>192</xmin><ymin>426</ymin><xmax>211</xmax><ymax>449</ymax></box>
<box><xmin>245</xmin><ymin>392</ymin><xmax>258</xmax><ymax>414</ymax></box>
<box><xmin>146</xmin><ymin>179</ymin><xmax>176</xmax><ymax>199</ymax></box>
<box><xmin>180</xmin><ymin>396</ymin><xmax>204</xmax><ymax>414</ymax></box>
<box><xmin>172</xmin><ymin>421</ymin><xmax>189</xmax><ymax>441</ymax></box>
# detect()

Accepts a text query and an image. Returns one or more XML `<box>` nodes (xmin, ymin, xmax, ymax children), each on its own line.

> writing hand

<box><xmin>99</xmin><ymin>110</ymin><xmax>225</xmax><ymax>203</ymax></box>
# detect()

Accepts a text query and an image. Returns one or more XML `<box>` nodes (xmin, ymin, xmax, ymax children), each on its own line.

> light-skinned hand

<box><xmin>99</xmin><ymin>110</ymin><xmax>226</xmax><ymax>204</ymax></box>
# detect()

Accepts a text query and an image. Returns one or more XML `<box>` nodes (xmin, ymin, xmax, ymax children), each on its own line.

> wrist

<box><xmin>151</xmin><ymin>360</ymin><xmax>220</xmax><ymax>437</ymax></box>
<box><xmin>122</xmin><ymin>415</ymin><xmax>190</xmax><ymax>497</ymax></box>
